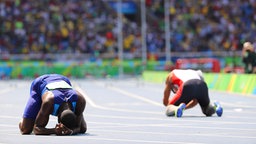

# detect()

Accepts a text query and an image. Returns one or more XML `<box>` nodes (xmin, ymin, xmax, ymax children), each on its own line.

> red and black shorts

<box><xmin>174</xmin><ymin>79</ymin><xmax>210</xmax><ymax>107</ymax></box>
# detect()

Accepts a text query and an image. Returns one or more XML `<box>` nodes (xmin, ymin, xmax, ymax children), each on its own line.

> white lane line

<box><xmin>0</xmin><ymin>116</ymin><xmax>20</xmax><ymax>119</ymax></box>
<box><xmin>82</xmin><ymin>137</ymin><xmax>203</xmax><ymax>144</ymax></box>
<box><xmin>90</xmin><ymin>129</ymin><xmax>256</xmax><ymax>139</ymax></box>
<box><xmin>108</xmin><ymin>86</ymin><xmax>163</xmax><ymax>107</ymax></box>
<box><xmin>0</xmin><ymin>83</ymin><xmax>28</xmax><ymax>96</ymax></box>
<box><xmin>1</xmin><ymin>122</ymin><xmax>256</xmax><ymax>138</ymax></box>
<box><xmin>0</xmin><ymin>124</ymin><xmax>17</xmax><ymax>128</ymax></box>
<box><xmin>0</xmin><ymin>88</ymin><xmax>14</xmax><ymax>95</ymax></box>
<box><xmin>92</xmin><ymin>80</ymin><xmax>256</xmax><ymax>111</ymax></box>
<box><xmin>88</xmin><ymin>122</ymin><xmax>256</xmax><ymax>132</ymax></box>
<box><xmin>75</xmin><ymin>86</ymin><xmax>102</xmax><ymax>109</ymax></box>
<box><xmin>1</xmin><ymin>114</ymin><xmax>256</xmax><ymax>125</ymax></box>
<box><xmin>86</xmin><ymin>114</ymin><xmax>256</xmax><ymax>125</ymax></box>
<box><xmin>92</xmin><ymin>80</ymin><xmax>163</xmax><ymax>107</ymax></box>
<box><xmin>75</xmin><ymin>86</ymin><xmax>163</xmax><ymax>115</ymax></box>
<box><xmin>221</xmin><ymin>102</ymin><xmax>256</xmax><ymax>108</ymax></box>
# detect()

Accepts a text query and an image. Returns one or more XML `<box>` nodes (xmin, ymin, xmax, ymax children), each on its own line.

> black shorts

<box><xmin>174</xmin><ymin>79</ymin><xmax>210</xmax><ymax>107</ymax></box>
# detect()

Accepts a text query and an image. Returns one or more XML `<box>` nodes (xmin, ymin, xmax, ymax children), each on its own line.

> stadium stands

<box><xmin>0</xmin><ymin>0</ymin><xmax>255</xmax><ymax>58</ymax></box>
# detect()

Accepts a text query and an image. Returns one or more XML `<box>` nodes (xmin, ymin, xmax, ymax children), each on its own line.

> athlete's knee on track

<box><xmin>201</xmin><ymin>104</ymin><xmax>215</xmax><ymax>116</ymax></box>
<box><xmin>19</xmin><ymin>122</ymin><xmax>33</xmax><ymax>134</ymax></box>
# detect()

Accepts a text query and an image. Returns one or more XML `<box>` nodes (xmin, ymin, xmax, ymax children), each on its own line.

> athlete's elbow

<box><xmin>33</xmin><ymin>126</ymin><xmax>45</xmax><ymax>135</ymax></box>
<box><xmin>33</xmin><ymin>127</ymin><xmax>40</xmax><ymax>135</ymax></box>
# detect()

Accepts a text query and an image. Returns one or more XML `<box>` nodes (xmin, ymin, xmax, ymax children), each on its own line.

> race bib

<box><xmin>46</xmin><ymin>80</ymin><xmax>72</xmax><ymax>90</ymax></box>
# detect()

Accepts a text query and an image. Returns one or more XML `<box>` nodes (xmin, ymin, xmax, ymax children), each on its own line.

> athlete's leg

<box><xmin>196</xmin><ymin>81</ymin><xmax>215</xmax><ymax>116</ymax></box>
<box><xmin>201</xmin><ymin>104</ymin><xmax>215</xmax><ymax>116</ymax></box>
<box><xmin>19</xmin><ymin>78</ymin><xmax>42</xmax><ymax>134</ymax></box>
<box><xmin>168</xmin><ymin>80</ymin><xmax>197</xmax><ymax>117</ymax></box>
<box><xmin>174</xmin><ymin>80</ymin><xmax>197</xmax><ymax>105</ymax></box>
<box><xmin>79</xmin><ymin>115</ymin><xmax>87</xmax><ymax>133</ymax></box>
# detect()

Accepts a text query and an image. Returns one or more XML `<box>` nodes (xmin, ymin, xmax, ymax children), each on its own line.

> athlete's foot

<box><xmin>214</xmin><ymin>101</ymin><xmax>223</xmax><ymax>117</ymax></box>
<box><xmin>175</xmin><ymin>103</ymin><xmax>186</xmax><ymax>118</ymax></box>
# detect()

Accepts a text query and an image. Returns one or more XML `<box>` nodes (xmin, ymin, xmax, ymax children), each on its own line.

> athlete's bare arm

<box><xmin>33</xmin><ymin>92</ymin><xmax>65</xmax><ymax>135</ymax></box>
<box><xmin>163</xmin><ymin>73</ymin><xmax>172</xmax><ymax>106</ymax></box>
<box><xmin>73</xmin><ymin>89</ymin><xmax>87</xmax><ymax>134</ymax></box>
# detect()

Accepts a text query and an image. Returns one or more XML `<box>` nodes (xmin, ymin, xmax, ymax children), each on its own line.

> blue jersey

<box><xmin>23</xmin><ymin>74</ymin><xmax>78</xmax><ymax>119</ymax></box>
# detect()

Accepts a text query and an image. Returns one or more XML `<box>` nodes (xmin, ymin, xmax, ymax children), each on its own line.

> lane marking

<box><xmin>0</xmin><ymin>83</ymin><xmax>28</xmax><ymax>97</ymax></box>
<box><xmin>92</xmin><ymin>80</ymin><xmax>163</xmax><ymax>107</ymax></box>
<box><xmin>75</xmin><ymin>81</ymin><xmax>256</xmax><ymax>116</ymax></box>
<box><xmin>75</xmin><ymin>86</ymin><xmax>163</xmax><ymax>115</ymax></box>
<box><xmin>90</xmin><ymin>129</ymin><xmax>256</xmax><ymax>139</ymax></box>
<box><xmin>88</xmin><ymin>121</ymin><xmax>256</xmax><ymax>130</ymax></box>
<box><xmin>82</xmin><ymin>137</ymin><xmax>203</xmax><ymax>144</ymax></box>
<box><xmin>85</xmin><ymin>114</ymin><xmax>256</xmax><ymax>124</ymax></box>
<box><xmin>90</xmin><ymin>80</ymin><xmax>256</xmax><ymax>110</ymax></box>
<box><xmin>1</xmin><ymin>123</ymin><xmax>255</xmax><ymax>140</ymax></box>
<box><xmin>108</xmin><ymin>86</ymin><xmax>163</xmax><ymax>107</ymax></box>
<box><xmin>221</xmin><ymin>102</ymin><xmax>256</xmax><ymax>108</ymax></box>
<box><xmin>0</xmin><ymin>88</ymin><xmax>14</xmax><ymax>95</ymax></box>
<box><xmin>2</xmin><ymin>114</ymin><xmax>256</xmax><ymax>125</ymax></box>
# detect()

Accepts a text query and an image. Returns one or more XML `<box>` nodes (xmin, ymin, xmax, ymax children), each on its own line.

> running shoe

<box><xmin>214</xmin><ymin>101</ymin><xmax>223</xmax><ymax>117</ymax></box>
<box><xmin>175</xmin><ymin>103</ymin><xmax>186</xmax><ymax>118</ymax></box>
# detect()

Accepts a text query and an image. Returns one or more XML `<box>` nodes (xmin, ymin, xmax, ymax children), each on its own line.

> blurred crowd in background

<box><xmin>0</xmin><ymin>0</ymin><xmax>256</xmax><ymax>56</ymax></box>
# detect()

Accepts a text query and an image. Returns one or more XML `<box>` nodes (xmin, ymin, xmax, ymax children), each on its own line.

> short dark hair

<box><xmin>59</xmin><ymin>109</ymin><xmax>77</xmax><ymax>129</ymax></box>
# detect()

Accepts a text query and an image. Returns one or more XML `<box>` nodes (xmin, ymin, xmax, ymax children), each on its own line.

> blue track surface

<box><xmin>0</xmin><ymin>78</ymin><xmax>255</xmax><ymax>144</ymax></box>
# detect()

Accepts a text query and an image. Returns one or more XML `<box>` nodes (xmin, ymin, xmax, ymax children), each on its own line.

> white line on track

<box><xmin>108</xmin><ymin>86</ymin><xmax>163</xmax><ymax>107</ymax></box>
<box><xmin>90</xmin><ymin>129</ymin><xmax>256</xmax><ymax>139</ymax></box>
<box><xmin>85</xmin><ymin>114</ymin><xmax>256</xmax><ymax>124</ymax></box>
<box><xmin>221</xmin><ymin>102</ymin><xmax>256</xmax><ymax>108</ymax></box>
<box><xmin>75</xmin><ymin>80</ymin><xmax>256</xmax><ymax>118</ymax></box>
<box><xmin>88</xmin><ymin>121</ymin><xmax>256</xmax><ymax>131</ymax></box>
<box><xmin>92</xmin><ymin>80</ymin><xmax>164</xmax><ymax>107</ymax></box>
<box><xmin>0</xmin><ymin>124</ymin><xmax>17</xmax><ymax>128</ymax></box>
<box><xmin>0</xmin><ymin>88</ymin><xmax>14</xmax><ymax>95</ymax></box>
<box><xmin>0</xmin><ymin>83</ymin><xmax>27</xmax><ymax>97</ymax></box>
<box><xmin>75</xmin><ymin>86</ymin><xmax>163</xmax><ymax>115</ymax></box>
<box><xmin>1</xmin><ymin>122</ymin><xmax>255</xmax><ymax>140</ymax></box>
<box><xmin>1</xmin><ymin>114</ymin><xmax>256</xmax><ymax>126</ymax></box>
<box><xmin>80</xmin><ymin>137</ymin><xmax>204</xmax><ymax>144</ymax></box>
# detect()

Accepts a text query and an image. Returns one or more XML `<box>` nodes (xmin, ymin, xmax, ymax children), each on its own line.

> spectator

<box><xmin>242</xmin><ymin>42</ymin><xmax>256</xmax><ymax>73</ymax></box>
<box><xmin>1</xmin><ymin>0</ymin><xmax>256</xmax><ymax>63</ymax></box>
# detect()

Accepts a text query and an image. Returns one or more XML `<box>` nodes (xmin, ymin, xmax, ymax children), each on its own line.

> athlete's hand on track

<box><xmin>55</xmin><ymin>123</ymin><xmax>73</xmax><ymax>135</ymax></box>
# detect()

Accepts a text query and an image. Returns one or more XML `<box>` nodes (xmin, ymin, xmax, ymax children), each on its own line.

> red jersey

<box><xmin>169</xmin><ymin>69</ymin><xmax>203</xmax><ymax>104</ymax></box>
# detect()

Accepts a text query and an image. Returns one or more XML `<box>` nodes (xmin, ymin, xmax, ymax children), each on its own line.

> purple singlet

<box><xmin>22</xmin><ymin>74</ymin><xmax>77</xmax><ymax>119</ymax></box>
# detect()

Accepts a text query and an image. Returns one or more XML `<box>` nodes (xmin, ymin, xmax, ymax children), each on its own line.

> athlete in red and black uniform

<box><xmin>163</xmin><ymin>69</ymin><xmax>223</xmax><ymax>117</ymax></box>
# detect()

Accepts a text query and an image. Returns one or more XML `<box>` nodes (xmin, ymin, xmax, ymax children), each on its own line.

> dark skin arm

<box><xmin>33</xmin><ymin>92</ymin><xmax>70</xmax><ymax>135</ymax></box>
<box><xmin>72</xmin><ymin>89</ymin><xmax>87</xmax><ymax>134</ymax></box>
<box><xmin>33</xmin><ymin>92</ymin><xmax>55</xmax><ymax>135</ymax></box>
<box><xmin>163</xmin><ymin>72</ymin><xmax>198</xmax><ymax>109</ymax></box>
<box><xmin>163</xmin><ymin>73</ymin><xmax>172</xmax><ymax>106</ymax></box>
